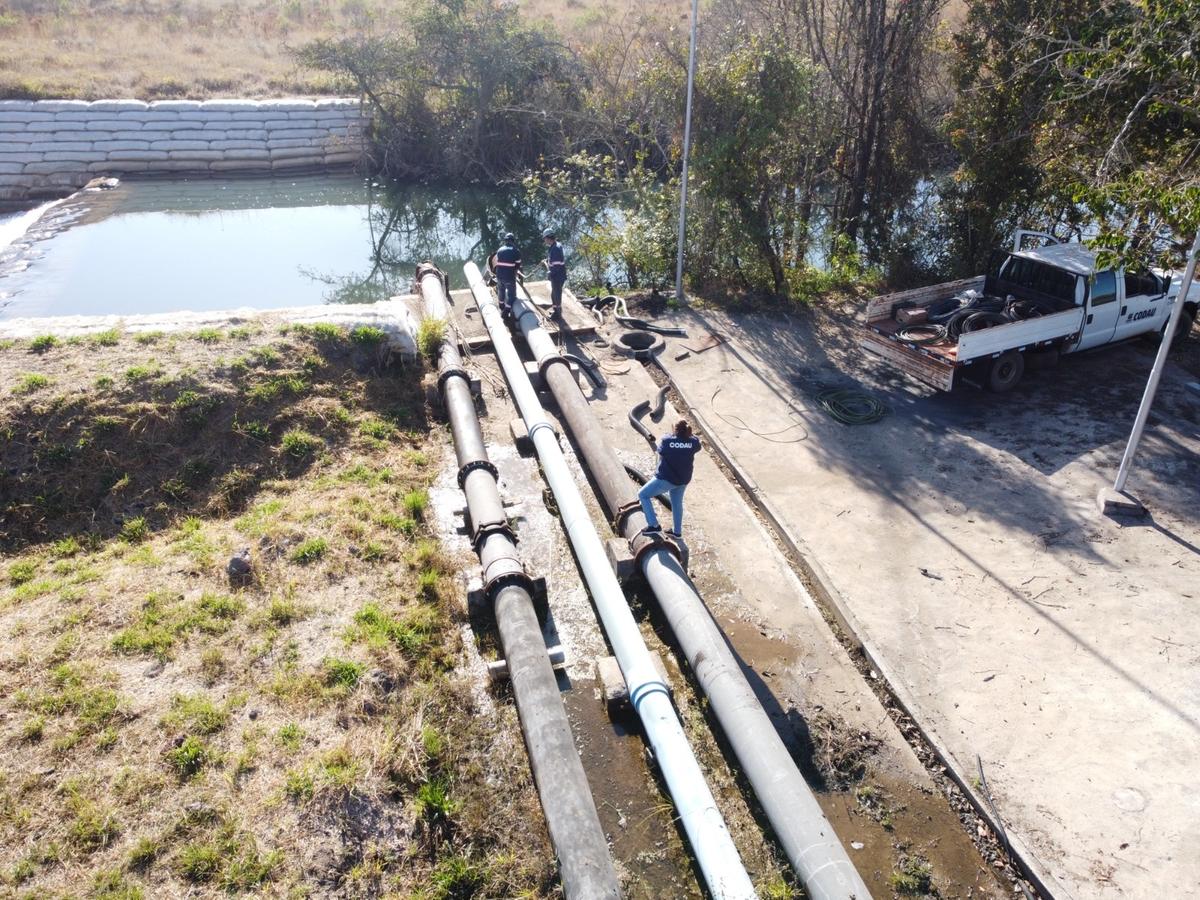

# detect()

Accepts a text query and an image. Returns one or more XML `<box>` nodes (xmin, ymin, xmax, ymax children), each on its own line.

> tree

<box><xmin>299</xmin><ymin>0</ymin><xmax>582</xmax><ymax>180</ymax></box>
<box><xmin>690</xmin><ymin>40</ymin><xmax>820</xmax><ymax>293</ymax></box>
<box><xmin>947</xmin><ymin>0</ymin><xmax>1200</xmax><ymax>270</ymax></box>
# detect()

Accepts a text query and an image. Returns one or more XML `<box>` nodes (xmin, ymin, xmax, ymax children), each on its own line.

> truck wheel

<box><xmin>987</xmin><ymin>351</ymin><xmax>1025</xmax><ymax>393</ymax></box>
<box><xmin>1167</xmin><ymin>306</ymin><xmax>1197</xmax><ymax>348</ymax></box>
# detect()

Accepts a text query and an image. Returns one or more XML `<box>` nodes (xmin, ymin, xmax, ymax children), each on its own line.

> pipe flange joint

<box><xmin>537</xmin><ymin>354</ymin><xmax>573</xmax><ymax>383</ymax></box>
<box><xmin>630</xmin><ymin>531</ymin><xmax>682</xmax><ymax>566</ymax></box>
<box><xmin>415</xmin><ymin>262</ymin><xmax>450</xmax><ymax>297</ymax></box>
<box><xmin>611</xmin><ymin>499</ymin><xmax>642</xmax><ymax>534</ymax></box>
<box><xmin>457</xmin><ymin>458</ymin><xmax>499</xmax><ymax>490</ymax></box>
<box><xmin>471</xmin><ymin>518</ymin><xmax>516</xmax><ymax>552</ymax></box>
<box><xmin>415</xmin><ymin>261</ymin><xmax>444</xmax><ymax>282</ymax></box>
<box><xmin>437</xmin><ymin>364</ymin><xmax>470</xmax><ymax>395</ymax></box>
<box><xmin>482</xmin><ymin>567</ymin><xmax>537</xmax><ymax>604</ymax></box>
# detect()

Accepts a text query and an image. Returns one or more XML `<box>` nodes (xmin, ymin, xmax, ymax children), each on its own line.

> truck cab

<box><xmin>1000</xmin><ymin>243</ymin><xmax>1174</xmax><ymax>351</ymax></box>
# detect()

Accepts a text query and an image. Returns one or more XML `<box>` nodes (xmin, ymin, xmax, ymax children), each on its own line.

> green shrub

<box><xmin>90</xmin><ymin>329</ymin><xmax>120</xmax><ymax>347</ymax></box>
<box><xmin>416</xmin><ymin>317</ymin><xmax>446</xmax><ymax>360</ymax></box>
<box><xmin>13</xmin><ymin>373</ymin><xmax>50</xmax><ymax>395</ymax></box>
<box><xmin>280</xmin><ymin>429</ymin><xmax>322</xmax><ymax>458</ymax></box>
<box><xmin>349</xmin><ymin>325</ymin><xmax>387</xmax><ymax>346</ymax></box>
<box><xmin>8</xmin><ymin>560</ymin><xmax>36</xmax><ymax>585</ymax></box>
<box><xmin>119</xmin><ymin>517</ymin><xmax>149</xmax><ymax>543</ymax></box>
<box><xmin>290</xmin><ymin>537</ymin><xmax>327</xmax><ymax>563</ymax></box>
<box><xmin>403</xmin><ymin>489</ymin><xmax>428</xmax><ymax>519</ymax></box>
<box><xmin>30</xmin><ymin>334</ymin><xmax>58</xmax><ymax>353</ymax></box>
<box><xmin>166</xmin><ymin>735</ymin><xmax>214</xmax><ymax>779</ymax></box>
<box><xmin>321</xmin><ymin>657</ymin><xmax>364</xmax><ymax>689</ymax></box>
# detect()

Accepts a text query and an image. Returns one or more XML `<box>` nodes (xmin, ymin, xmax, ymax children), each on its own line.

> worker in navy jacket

<box><xmin>638</xmin><ymin>419</ymin><xmax>702</xmax><ymax>539</ymax></box>
<box><xmin>493</xmin><ymin>233</ymin><xmax>521</xmax><ymax>318</ymax></box>
<box><xmin>542</xmin><ymin>228</ymin><xmax>567</xmax><ymax>318</ymax></box>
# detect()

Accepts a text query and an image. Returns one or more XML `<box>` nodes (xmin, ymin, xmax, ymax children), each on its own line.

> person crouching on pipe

<box><xmin>638</xmin><ymin>419</ymin><xmax>701</xmax><ymax>539</ymax></box>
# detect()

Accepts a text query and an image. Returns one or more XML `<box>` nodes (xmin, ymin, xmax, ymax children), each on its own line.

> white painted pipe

<box><xmin>465</xmin><ymin>263</ymin><xmax>757</xmax><ymax>899</ymax></box>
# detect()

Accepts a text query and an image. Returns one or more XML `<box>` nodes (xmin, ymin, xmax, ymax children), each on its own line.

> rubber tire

<box><xmin>987</xmin><ymin>351</ymin><xmax>1025</xmax><ymax>393</ymax></box>
<box><xmin>1167</xmin><ymin>305</ymin><xmax>1197</xmax><ymax>349</ymax></box>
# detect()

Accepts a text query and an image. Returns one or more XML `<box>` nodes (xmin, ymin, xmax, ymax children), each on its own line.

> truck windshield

<box><xmin>996</xmin><ymin>255</ymin><xmax>1078</xmax><ymax>304</ymax></box>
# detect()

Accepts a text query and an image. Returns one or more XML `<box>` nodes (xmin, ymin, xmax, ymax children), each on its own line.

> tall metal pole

<box><xmin>674</xmin><ymin>0</ymin><xmax>700</xmax><ymax>302</ymax></box>
<box><xmin>1112</xmin><ymin>228</ymin><xmax>1200</xmax><ymax>493</ymax></box>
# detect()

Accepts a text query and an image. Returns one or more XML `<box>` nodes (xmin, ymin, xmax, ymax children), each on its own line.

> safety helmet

<box><xmin>542</xmin><ymin>229</ymin><xmax>555</xmax><ymax>239</ymax></box>
<box><xmin>503</xmin><ymin>232</ymin><xmax>515</xmax><ymax>243</ymax></box>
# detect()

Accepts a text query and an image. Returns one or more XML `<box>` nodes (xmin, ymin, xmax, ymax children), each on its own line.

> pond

<box><xmin>0</xmin><ymin>175</ymin><xmax>574</xmax><ymax>320</ymax></box>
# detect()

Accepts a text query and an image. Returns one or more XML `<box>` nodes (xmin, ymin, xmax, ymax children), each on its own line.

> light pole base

<box><xmin>1097</xmin><ymin>486</ymin><xmax>1147</xmax><ymax>518</ymax></box>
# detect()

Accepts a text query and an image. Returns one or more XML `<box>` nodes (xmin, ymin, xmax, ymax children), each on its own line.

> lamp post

<box><xmin>674</xmin><ymin>0</ymin><xmax>699</xmax><ymax>302</ymax></box>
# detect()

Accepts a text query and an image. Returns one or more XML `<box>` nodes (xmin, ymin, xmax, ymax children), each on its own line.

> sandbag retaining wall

<box><xmin>0</xmin><ymin>98</ymin><xmax>370</xmax><ymax>202</ymax></box>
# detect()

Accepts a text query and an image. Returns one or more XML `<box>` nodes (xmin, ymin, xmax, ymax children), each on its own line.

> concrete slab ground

<box><xmin>649</xmin><ymin>297</ymin><xmax>1200</xmax><ymax>899</ymax></box>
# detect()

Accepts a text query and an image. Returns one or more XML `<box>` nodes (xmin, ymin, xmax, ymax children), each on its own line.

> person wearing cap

<box><xmin>493</xmin><ymin>233</ymin><xmax>522</xmax><ymax>318</ymax></box>
<box><xmin>638</xmin><ymin>419</ymin><xmax>702</xmax><ymax>540</ymax></box>
<box><xmin>542</xmin><ymin>229</ymin><xmax>567</xmax><ymax>318</ymax></box>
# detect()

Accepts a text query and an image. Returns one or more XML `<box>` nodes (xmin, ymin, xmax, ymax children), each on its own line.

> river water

<box><xmin>0</xmin><ymin>176</ymin><xmax>569</xmax><ymax>319</ymax></box>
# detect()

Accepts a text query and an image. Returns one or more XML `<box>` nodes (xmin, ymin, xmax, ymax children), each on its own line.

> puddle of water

<box><xmin>0</xmin><ymin>176</ymin><xmax>574</xmax><ymax>320</ymax></box>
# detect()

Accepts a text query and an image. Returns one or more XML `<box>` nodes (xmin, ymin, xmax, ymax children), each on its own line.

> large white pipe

<box><xmin>465</xmin><ymin>263</ymin><xmax>757</xmax><ymax>900</ymax></box>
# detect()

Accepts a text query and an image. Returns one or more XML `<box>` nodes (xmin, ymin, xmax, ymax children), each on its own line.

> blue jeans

<box><xmin>497</xmin><ymin>279</ymin><xmax>517</xmax><ymax>313</ymax></box>
<box><xmin>638</xmin><ymin>477</ymin><xmax>685</xmax><ymax>534</ymax></box>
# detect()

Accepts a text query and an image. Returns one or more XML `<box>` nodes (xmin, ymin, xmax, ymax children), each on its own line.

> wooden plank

<box><xmin>861</xmin><ymin>331</ymin><xmax>955</xmax><ymax>391</ymax></box>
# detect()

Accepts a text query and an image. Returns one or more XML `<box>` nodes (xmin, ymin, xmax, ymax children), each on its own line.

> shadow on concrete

<box><xmin>669</xmin><ymin>302</ymin><xmax>1200</xmax><ymax>739</ymax></box>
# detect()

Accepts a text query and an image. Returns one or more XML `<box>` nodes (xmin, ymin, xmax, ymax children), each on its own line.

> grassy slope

<box><xmin>0</xmin><ymin>326</ymin><xmax>553</xmax><ymax>897</ymax></box>
<box><xmin>0</xmin><ymin>0</ymin><xmax>687</xmax><ymax>101</ymax></box>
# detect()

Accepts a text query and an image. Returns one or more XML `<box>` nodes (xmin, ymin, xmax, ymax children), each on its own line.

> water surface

<box><xmin>0</xmin><ymin>176</ymin><xmax>568</xmax><ymax>319</ymax></box>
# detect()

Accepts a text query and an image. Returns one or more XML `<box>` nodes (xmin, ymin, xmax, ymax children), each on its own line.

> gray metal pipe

<box><xmin>466</xmin><ymin>263</ymin><xmax>758</xmax><ymax>900</ymax></box>
<box><xmin>508</xmin><ymin>288</ymin><xmax>872</xmax><ymax>900</ymax></box>
<box><xmin>415</xmin><ymin>264</ymin><xmax>621</xmax><ymax>900</ymax></box>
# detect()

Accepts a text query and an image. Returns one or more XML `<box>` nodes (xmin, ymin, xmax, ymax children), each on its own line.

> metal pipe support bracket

<box><xmin>457</xmin><ymin>458</ymin><xmax>499</xmax><ymax>490</ymax></box>
<box><xmin>630</xmin><ymin>531</ymin><xmax>682</xmax><ymax>567</ymax></box>
<box><xmin>438</xmin><ymin>364</ymin><xmax>471</xmax><ymax>395</ymax></box>
<box><xmin>471</xmin><ymin>517</ymin><xmax>517</xmax><ymax>552</ymax></box>
<box><xmin>611</xmin><ymin>499</ymin><xmax>644</xmax><ymax>534</ymax></box>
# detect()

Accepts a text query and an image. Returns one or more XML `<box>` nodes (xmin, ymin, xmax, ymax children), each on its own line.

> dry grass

<box><xmin>0</xmin><ymin>328</ymin><xmax>555</xmax><ymax>896</ymax></box>
<box><xmin>0</xmin><ymin>0</ymin><xmax>688</xmax><ymax>100</ymax></box>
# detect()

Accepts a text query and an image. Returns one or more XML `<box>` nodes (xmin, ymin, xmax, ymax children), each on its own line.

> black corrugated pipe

<box><xmin>416</xmin><ymin>264</ymin><xmax>621</xmax><ymax>900</ymax></box>
<box><xmin>508</xmin><ymin>285</ymin><xmax>872</xmax><ymax>900</ymax></box>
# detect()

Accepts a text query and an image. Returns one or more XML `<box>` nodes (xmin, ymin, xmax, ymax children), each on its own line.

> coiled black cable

<box><xmin>896</xmin><ymin>323</ymin><xmax>948</xmax><ymax>344</ymax></box>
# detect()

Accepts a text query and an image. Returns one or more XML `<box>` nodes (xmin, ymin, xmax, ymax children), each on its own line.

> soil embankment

<box><xmin>0</xmin><ymin>325</ymin><xmax>557</xmax><ymax>895</ymax></box>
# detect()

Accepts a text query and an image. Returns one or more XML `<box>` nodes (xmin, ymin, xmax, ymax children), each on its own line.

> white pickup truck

<box><xmin>861</xmin><ymin>240</ymin><xmax>1199</xmax><ymax>392</ymax></box>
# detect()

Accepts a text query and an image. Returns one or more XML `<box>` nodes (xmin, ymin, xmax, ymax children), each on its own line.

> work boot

<box><xmin>666</xmin><ymin>529</ymin><xmax>681</xmax><ymax>539</ymax></box>
<box><xmin>640</xmin><ymin>524</ymin><xmax>662</xmax><ymax>536</ymax></box>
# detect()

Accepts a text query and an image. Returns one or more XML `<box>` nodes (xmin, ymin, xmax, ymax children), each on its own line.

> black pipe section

<box><xmin>416</xmin><ymin>264</ymin><xmax>620</xmax><ymax>900</ymax></box>
<box><xmin>629</xmin><ymin>384</ymin><xmax>671</xmax><ymax>447</ymax></box>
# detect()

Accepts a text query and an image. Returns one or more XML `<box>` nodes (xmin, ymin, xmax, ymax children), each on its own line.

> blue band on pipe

<box><xmin>527</xmin><ymin>420</ymin><xmax>556</xmax><ymax>441</ymax></box>
<box><xmin>629</xmin><ymin>679</ymin><xmax>671</xmax><ymax>709</ymax></box>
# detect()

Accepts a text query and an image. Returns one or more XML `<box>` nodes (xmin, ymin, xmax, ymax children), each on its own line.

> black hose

<box><xmin>615</xmin><ymin>315</ymin><xmax>687</xmax><ymax>337</ymax></box>
<box><xmin>560</xmin><ymin>353</ymin><xmax>605</xmax><ymax>390</ymax></box>
<box><xmin>897</xmin><ymin>323</ymin><xmax>948</xmax><ymax>344</ymax></box>
<box><xmin>962</xmin><ymin>311</ymin><xmax>1009</xmax><ymax>333</ymax></box>
<box><xmin>629</xmin><ymin>384</ymin><xmax>671</xmax><ymax>445</ymax></box>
